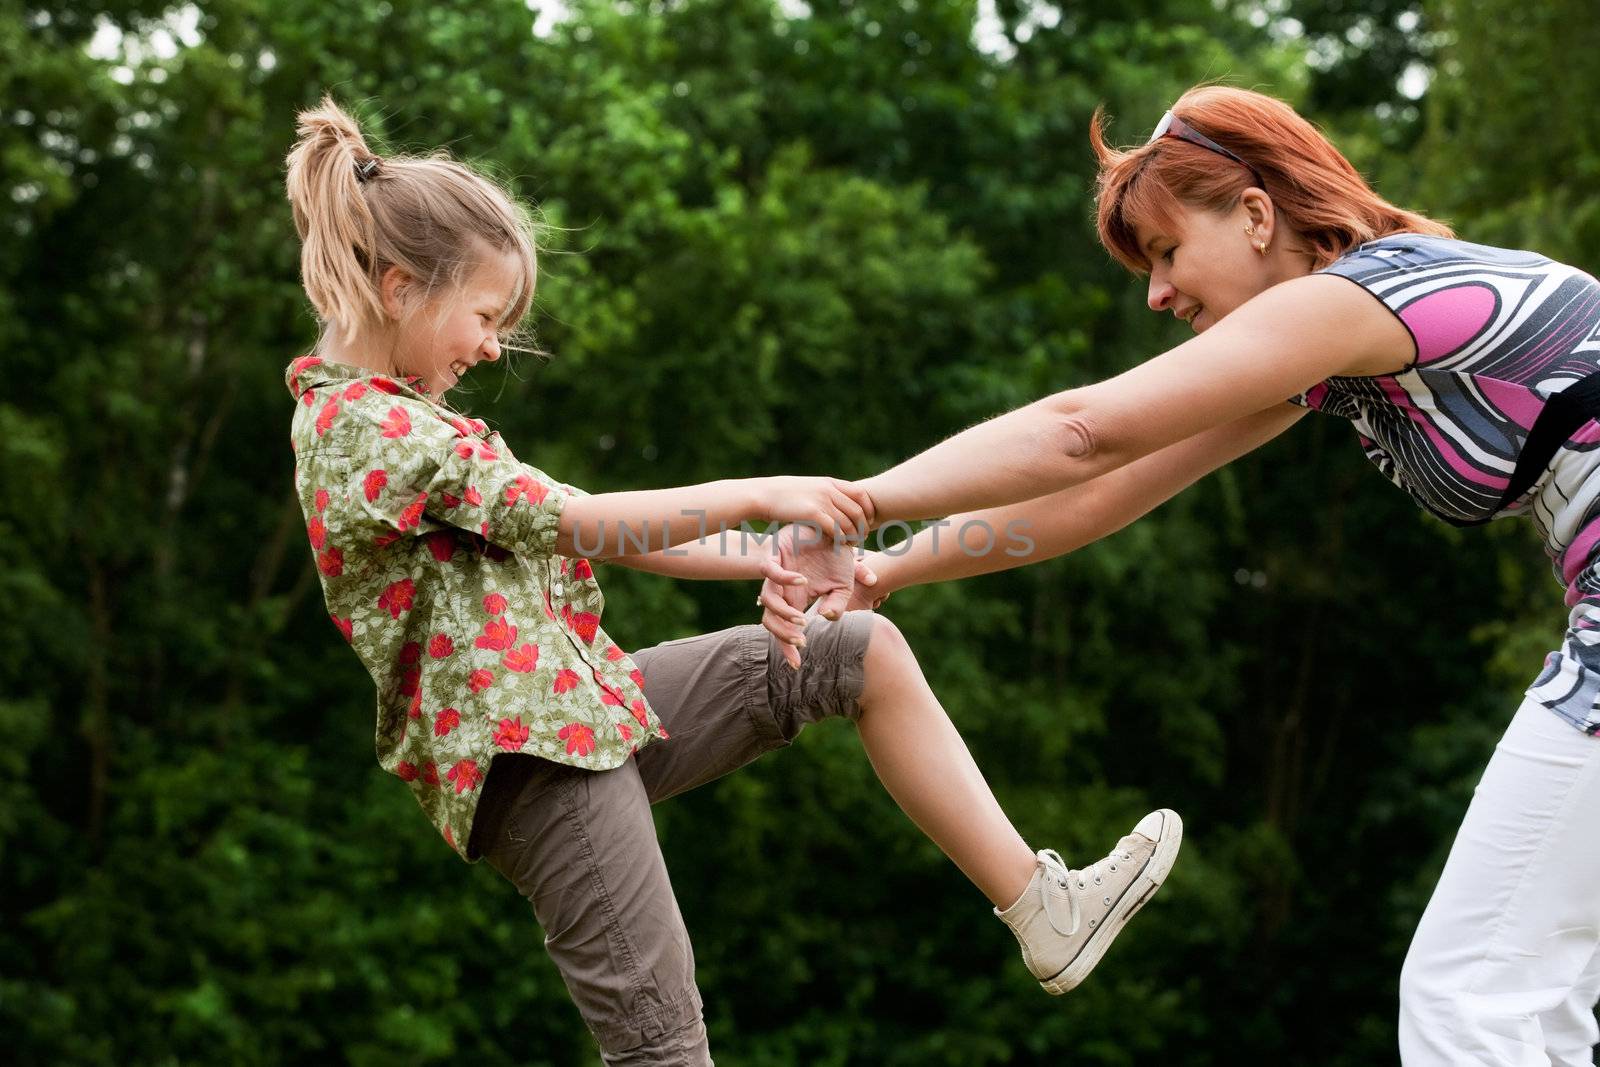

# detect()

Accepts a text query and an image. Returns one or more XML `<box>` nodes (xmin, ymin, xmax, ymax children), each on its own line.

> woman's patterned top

<box><xmin>1291</xmin><ymin>234</ymin><xmax>1600</xmax><ymax>734</ymax></box>
<box><xmin>286</xmin><ymin>356</ymin><xmax>667</xmax><ymax>859</ymax></box>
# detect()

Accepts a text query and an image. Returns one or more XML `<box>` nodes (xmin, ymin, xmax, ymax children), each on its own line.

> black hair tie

<box><xmin>354</xmin><ymin>158</ymin><xmax>379</xmax><ymax>183</ymax></box>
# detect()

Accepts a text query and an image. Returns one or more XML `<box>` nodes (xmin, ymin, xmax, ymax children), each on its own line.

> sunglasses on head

<box><xmin>1148</xmin><ymin>110</ymin><xmax>1266</xmax><ymax>189</ymax></box>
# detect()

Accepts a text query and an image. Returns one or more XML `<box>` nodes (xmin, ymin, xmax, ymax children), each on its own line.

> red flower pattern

<box><xmin>502</xmin><ymin>643</ymin><xmax>540</xmax><ymax>673</ymax></box>
<box><xmin>570</xmin><ymin>611</ymin><xmax>599</xmax><ymax>644</ymax></box>
<box><xmin>290</xmin><ymin>355</ymin><xmax>323</xmax><ymax>385</ymax></box>
<box><xmin>288</xmin><ymin>361</ymin><xmax>668</xmax><ymax>857</ymax></box>
<box><xmin>434</xmin><ymin>707</ymin><xmax>460</xmax><ymax>738</ymax></box>
<box><xmin>447</xmin><ymin>758</ymin><xmax>481</xmax><ymax>794</ymax></box>
<box><xmin>380</xmin><ymin>406</ymin><xmax>412</xmax><ymax>438</ymax></box>
<box><xmin>396</xmin><ymin>492</ymin><xmax>427</xmax><ymax>532</ymax></box>
<box><xmin>559</xmin><ymin>723</ymin><xmax>596</xmax><ymax>757</ymax></box>
<box><xmin>424</xmin><ymin>530</ymin><xmax>455</xmax><ymax>562</ymax></box>
<box><xmin>378</xmin><ymin>578</ymin><xmax>415</xmax><ymax>618</ymax></box>
<box><xmin>505</xmin><ymin>474</ymin><xmax>548</xmax><ymax>507</ymax></box>
<box><xmin>494</xmin><ymin>716</ymin><xmax>529</xmax><ymax>750</ymax></box>
<box><xmin>315</xmin><ymin>397</ymin><xmax>340</xmax><ymax>436</ymax></box>
<box><xmin>475</xmin><ymin>615</ymin><xmax>516</xmax><ymax>651</ymax></box>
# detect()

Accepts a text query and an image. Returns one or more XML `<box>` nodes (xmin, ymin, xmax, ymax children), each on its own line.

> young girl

<box><xmin>282</xmin><ymin>97</ymin><xmax>1181</xmax><ymax>1064</ymax></box>
<box><xmin>768</xmin><ymin>84</ymin><xmax>1600</xmax><ymax>1065</ymax></box>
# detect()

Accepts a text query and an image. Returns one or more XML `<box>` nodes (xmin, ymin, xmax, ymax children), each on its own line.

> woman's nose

<box><xmin>1147</xmin><ymin>275</ymin><xmax>1175</xmax><ymax>312</ymax></box>
<box><xmin>482</xmin><ymin>335</ymin><xmax>501</xmax><ymax>361</ymax></box>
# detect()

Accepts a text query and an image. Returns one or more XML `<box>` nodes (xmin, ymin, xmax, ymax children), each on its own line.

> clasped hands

<box><xmin>756</xmin><ymin>511</ymin><xmax>892</xmax><ymax>670</ymax></box>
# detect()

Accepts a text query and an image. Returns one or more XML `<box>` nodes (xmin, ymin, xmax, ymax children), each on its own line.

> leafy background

<box><xmin>5</xmin><ymin>0</ymin><xmax>1597</xmax><ymax>1062</ymax></box>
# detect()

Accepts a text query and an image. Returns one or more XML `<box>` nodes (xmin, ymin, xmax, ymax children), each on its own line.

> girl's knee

<box><xmin>863</xmin><ymin>612</ymin><xmax>912</xmax><ymax>663</ymax></box>
<box><xmin>859</xmin><ymin>613</ymin><xmax>921</xmax><ymax>706</ymax></box>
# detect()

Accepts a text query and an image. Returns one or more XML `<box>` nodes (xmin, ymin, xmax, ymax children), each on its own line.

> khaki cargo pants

<box><xmin>467</xmin><ymin>613</ymin><xmax>875</xmax><ymax>1065</ymax></box>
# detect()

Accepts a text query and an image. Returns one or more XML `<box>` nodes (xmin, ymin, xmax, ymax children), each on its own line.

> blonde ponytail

<box><xmin>284</xmin><ymin>98</ymin><xmax>387</xmax><ymax>343</ymax></box>
<box><xmin>283</xmin><ymin>96</ymin><xmax>538</xmax><ymax>350</ymax></box>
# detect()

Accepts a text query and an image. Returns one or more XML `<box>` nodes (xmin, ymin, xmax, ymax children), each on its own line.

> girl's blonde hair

<box><xmin>284</xmin><ymin>96</ymin><xmax>538</xmax><ymax>351</ymax></box>
<box><xmin>1091</xmin><ymin>84</ymin><xmax>1453</xmax><ymax>273</ymax></box>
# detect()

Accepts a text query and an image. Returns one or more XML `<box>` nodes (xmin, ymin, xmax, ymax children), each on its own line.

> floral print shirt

<box><xmin>285</xmin><ymin>356</ymin><xmax>665</xmax><ymax>860</ymax></box>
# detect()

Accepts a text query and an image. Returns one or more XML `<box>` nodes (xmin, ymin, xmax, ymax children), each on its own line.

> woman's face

<box><xmin>1133</xmin><ymin>193</ymin><xmax>1292</xmax><ymax>333</ymax></box>
<box><xmin>389</xmin><ymin>249</ymin><xmax>521</xmax><ymax>396</ymax></box>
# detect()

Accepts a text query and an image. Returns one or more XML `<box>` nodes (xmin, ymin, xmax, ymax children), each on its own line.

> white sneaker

<box><xmin>993</xmin><ymin>809</ymin><xmax>1182</xmax><ymax>994</ymax></box>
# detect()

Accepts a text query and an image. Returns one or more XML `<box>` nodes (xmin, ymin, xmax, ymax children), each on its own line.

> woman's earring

<box><xmin>1256</xmin><ymin>242</ymin><xmax>1268</xmax><ymax>255</ymax></box>
<box><xmin>1244</xmin><ymin>223</ymin><xmax>1256</xmax><ymax>236</ymax></box>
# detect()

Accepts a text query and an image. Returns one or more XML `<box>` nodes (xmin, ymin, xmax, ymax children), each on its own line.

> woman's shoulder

<box><xmin>1324</xmin><ymin>232</ymin><xmax>1555</xmax><ymax>277</ymax></box>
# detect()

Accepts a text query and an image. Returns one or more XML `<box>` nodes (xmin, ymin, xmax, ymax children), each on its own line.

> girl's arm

<box><xmin>856</xmin><ymin>273</ymin><xmax>1411</xmax><ymax>521</ymax></box>
<box><xmin>552</xmin><ymin>476</ymin><xmax>870</xmax><ymax>559</ymax></box>
<box><xmin>609</xmin><ymin>533</ymin><xmax>878</xmax><ymax>608</ymax></box>
<box><xmin>606</xmin><ymin>529</ymin><xmax>786</xmax><ymax>580</ymax></box>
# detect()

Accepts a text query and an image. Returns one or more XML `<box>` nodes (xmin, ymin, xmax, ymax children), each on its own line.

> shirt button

<box><xmin>552</xmin><ymin>583</ymin><xmax>564</xmax><ymax>597</ymax></box>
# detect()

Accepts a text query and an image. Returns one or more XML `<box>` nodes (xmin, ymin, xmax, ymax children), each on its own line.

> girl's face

<box><xmin>1133</xmin><ymin>193</ymin><xmax>1299</xmax><ymax>333</ymax></box>
<box><xmin>390</xmin><ymin>249</ymin><xmax>522</xmax><ymax>396</ymax></box>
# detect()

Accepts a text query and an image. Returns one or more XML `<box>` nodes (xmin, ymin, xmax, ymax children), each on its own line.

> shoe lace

<box><xmin>1036</xmin><ymin>850</ymin><xmax>1080</xmax><ymax>938</ymax></box>
<box><xmin>1036</xmin><ymin>840</ymin><xmax>1138</xmax><ymax>939</ymax></box>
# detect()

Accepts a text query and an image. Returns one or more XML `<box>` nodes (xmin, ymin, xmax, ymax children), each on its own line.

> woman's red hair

<box><xmin>1091</xmin><ymin>84</ymin><xmax>1452</xmax><ymax>273</ymax></box>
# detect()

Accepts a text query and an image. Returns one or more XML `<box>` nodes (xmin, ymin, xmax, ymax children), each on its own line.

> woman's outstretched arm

<box><xmin>868</xmin><ymin>402</ymin><xmax>1306</xmax><ymax>594</ymax></box>
<box><xmin>856</xmin><ymin>273</ymin><xmax>1410</xmax><ymax>521</ymax></box>
<box><xmin>759</xmin><ymin>403</ymin><xmax>1304</xmax><ymax>650</ymax></box>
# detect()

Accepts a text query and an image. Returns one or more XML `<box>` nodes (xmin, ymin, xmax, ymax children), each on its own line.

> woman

<box><xmin>762</xmin><ymin>85</ymin><xmax>1600</xmax><ymax>1065</ymax></box>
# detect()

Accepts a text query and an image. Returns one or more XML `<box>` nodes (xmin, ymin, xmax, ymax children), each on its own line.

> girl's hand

<box><xmin>755</xmin><ymin>477</ymin><xmax>875</xmax><ymax>542</ymax></box>
<box><xmin>757</xmin><ymin>526</ymin><xmax>880</xmax><ymax>669</ymax></box>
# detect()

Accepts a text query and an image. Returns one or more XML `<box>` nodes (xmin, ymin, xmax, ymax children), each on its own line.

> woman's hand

<box><xmin>843</xmin><ymin>551</ymin><xmax>891</xmax><ymax>612</ymax></box>
<box><xmin>754</xmin><ymin>477</ymin><xmax>875</xmax><ymax>542</ymax></box>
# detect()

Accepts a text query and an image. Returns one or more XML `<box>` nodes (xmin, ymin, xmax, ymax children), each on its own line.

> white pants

<box><xmin>1400</xmin><ymin>699</ymin><xmax>1600</xmax><ymax>1065</ymax></box>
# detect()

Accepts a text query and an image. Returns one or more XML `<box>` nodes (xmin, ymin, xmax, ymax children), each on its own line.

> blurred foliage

<box><xmin>2</xmin><ymin>0</ymin><xmax>1594</xmax><ymax>1062</ymax></box>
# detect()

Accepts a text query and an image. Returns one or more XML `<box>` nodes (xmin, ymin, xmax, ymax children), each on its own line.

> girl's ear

<box><xmin>378</xmin><ymin>265</ymin><xmax>416</xmax><ymax>321</ymax></box>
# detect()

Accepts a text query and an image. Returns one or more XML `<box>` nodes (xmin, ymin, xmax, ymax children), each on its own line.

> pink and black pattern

<box><xmin>1292</xmin><ymin>234</ymin><xmax>1600</xmax><ymax>735</ymax></box>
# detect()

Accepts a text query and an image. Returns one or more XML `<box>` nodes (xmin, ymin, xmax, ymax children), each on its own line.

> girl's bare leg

<box><xmin>853</xmin><ymin>614</ymin><xmax>1037</xmax><ymax>908</ymax></box>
